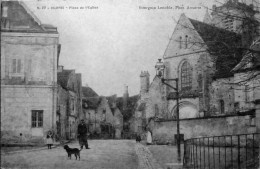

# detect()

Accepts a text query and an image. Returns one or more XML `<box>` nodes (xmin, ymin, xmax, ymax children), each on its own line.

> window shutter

<box><xmin>12</xmin><ymin>59</ymin><xmax>16</xmax><ymax>73</ymax></box>
<box><xmin>17</xmin><ymin>59</ymin><xmax>21</xmax><ymax>73</ymax></box>
<box><xmin>32</xmin><ymin>111</ymin><xmax>36</xmax><ymax>127</ymax></box>
<box><xmin>38</xmin><ymin>111</ymin><xmax>43</xmax><ymax>127</ymax></box>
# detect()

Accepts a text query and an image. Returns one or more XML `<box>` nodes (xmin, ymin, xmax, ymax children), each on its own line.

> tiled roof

<box><xmin>189</xmin><ymin>18</ymin><xmax>242</xmax><ymax>78</ymax></box>
<box><xmin>84</xmin><ymin>97</ymin><xmax>102</xmax><ymax>109</ymax></box>
<box><xmin>233</xmin><ymin>37</ymin><xmax>260</xmax><ymax>72</ymax></box>
<box><xmin>1</xmin><ymin>1</ymin><xmax>57</xmax><ymax>33</ymax></box>
<box><xmin>189</xmin><ymin>18</ymin><xmax>241</xmax><ymax>55</ymax></box>
<box><xmin>82</xmin><ymin>87</ymin><xmax>98</xmax><ymax>97</ymax></box>
<box><xmin>106</xmin><ymin>95</ymin><xmax>117</xmax><ymax>108</ymax></box>
<box><xmin>57</xmin><ymin>70</ymin><xmax>73</xmax><ymax>89</ymax></box>
<box><xmin>117</xmin><ymin>95</ymin><xmax>139</xmax><ymax>110</ymax></box>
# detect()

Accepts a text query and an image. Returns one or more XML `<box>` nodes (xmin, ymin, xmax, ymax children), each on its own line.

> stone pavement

<box><xmin>1</xmin><ymin>140</ymin><xmax>138</xmax><ymax>169</ymax></box>
<box><xmin>2</xmin><ymin>140</ymin><xmax>183</xmax><ymax>169</ymax></box>
<box><xmin>135</xmin><ymin>143</ymin><xmax>163</xmax><ymax>169</ymax></box>
<box><xmin>1</xmin><ymin>140</ymin><xmax>70</xmax><ymax>155</ymax></box>
<box><xmin>135</xmin><ymin>143</ymin><xmax>183</xmax><ymax>169</ymax></box>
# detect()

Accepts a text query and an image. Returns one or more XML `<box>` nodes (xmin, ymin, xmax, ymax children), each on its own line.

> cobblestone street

<box><xmin>1</xmin><ymin>140</ymin><xmax>166</xmax><ymax>169</ymax></box>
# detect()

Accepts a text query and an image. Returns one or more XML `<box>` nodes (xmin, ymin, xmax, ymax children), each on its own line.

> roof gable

<box><xmin>189</xmin><ymin>18</ymin><xmax>242</xmax><ymax>78</ymax></box>
<box><xmin>1</xmin><ymin>1</ymin><xmax>57</xmax><ymax>33</ymax></box>
<box><xmin>163</xmin><ymin>13</ymin><xmax>206</xmax><ymax>59</ymax></box>
<box><xmin>82</xmin><ymin>86</ymin><xmax>98</xmax><ymax>97</ymax></box>
<box><xmin>164</xmin><ymin>13</ymin><xmax>243</xmax><ymax>79</ymax></box>
<box><xmin>189</xmin><ymin>18</ymin><xmax>241</xmax><ymax>56</ymax></box>
<box><xmin>84</xmin><ymin>97</ymin><xmax>102</xmax><ymax>109</ymax></box>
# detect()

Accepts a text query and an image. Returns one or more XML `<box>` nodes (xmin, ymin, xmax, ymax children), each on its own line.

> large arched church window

<box><xmin>181</xmin><ymin>61</ymin><xmax>192</xmax><ymax>90</ymax></box>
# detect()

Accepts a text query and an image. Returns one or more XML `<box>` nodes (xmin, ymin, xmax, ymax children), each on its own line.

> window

<box><xmin>223</xmin><ymin>17</ymin><xmax>234</xmax><ymax>31</ymax></box>
<box><xmin>71</xmin><ymin>98</ymin><xmax>75</xmax><ymax>111</ymax></box>
<box><xmin>12</xmin><ymin>59</ymin><xmax>22</xmax><ymax>73</ymax></box>
<box><xmin>185</xmin><ymin>35</ymin><xmax>188</xmax><ymax>48</ymax></box>
<box><xmin>245</xmin><ymin>85</ymin><xmax>250</xmax><ymax>102</ymax></box>
<box><xmin>32</xmin><ymin>110</ymin><xmax>43</xmax><ymax>128</ymax></box>
<box><xmin>219</xmin><ymin>100</ymin><xmax>225</xmax><ymax>114</ymax></box>
<box><xmin>181</xmin><ymin>61</ymin><xmax>192</xmax><ymax>90</ymax></box>
<box><xmin>179</xmin><ymin>36</ymin><xmax>182</xmax><ymax>49</ymax></box>
<box><xmin>234</xmin><ymin>102</ymin><xmax>239</xmax><ymax>112</ymax></box>
<box><xmin>154</xmin><ymin>104</ymin><xmax>159</xmax><ymax>117</ymax></box>
<box><xmin>2</xmin><ymin>6</ymin><xmax>8</xmax><ymax>17</ymax></box>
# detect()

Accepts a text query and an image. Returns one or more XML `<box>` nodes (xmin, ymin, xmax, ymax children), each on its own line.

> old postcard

<box><xmin>1</xmin><ymin>0</ymin><xmax>260</xmax><ymax>168</ymax></box>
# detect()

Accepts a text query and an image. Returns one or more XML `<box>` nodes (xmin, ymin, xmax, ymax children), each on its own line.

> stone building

<box><xmin>116</xmin><ymin>87</ymin><xmax>139</xmax><ymax>138</ymax></box>
<box><xmin>57</xmin><ymin>66</ymin><xmax>83</xmax><ymax>140</ymax></box>
<box><xmin>162</xmin><ymin>13</ymin><xmax>242</xmax><ymax>118</ymax></box>
<box><xmin>209</xmin><ymin>0</ymin><xmax>259</xmax><ymax>47</ymax></box>
<box><xmin>107</xmin><ymin>95</ymin><xmax>123</xmax><ymax>139</ymax></box>
<box><xmin>82</xmin><ymin>87</ymin><xmax>117</xmax><ymax>139</ymax></box>
<box><xmin>232</xmin><ymin>37</ymin><xmax>260</xmax><ymax>127</ymax></box>
<box><xmin>134</xmin><ymin>1</ymin><xmax>260</xmax><ymax>143</ymax></box>
<box><xmin>1</xmin><ymin>1</ymin><xmax>59</xmax><ymax>143</ymax></box>
<box><xmin>133</xmin><ymin>71</ymin><xmax>167</xmax><ymax>134</ymax></box>
<box><xmin>57</xmin><ymin>82</ymin><xmax>68</xmax><ymax>140</ymax></box>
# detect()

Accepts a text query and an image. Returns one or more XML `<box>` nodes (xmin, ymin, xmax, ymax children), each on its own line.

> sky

<box><xmin>24</xmin><ymin>0</ymin><xmax>217</xmax><ymax>97</ymax></box>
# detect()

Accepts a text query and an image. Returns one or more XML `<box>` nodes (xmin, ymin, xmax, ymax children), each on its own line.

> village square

<box><xmin>1</xmin><ymin>0</ymin><xmax>260</xmax><ymax>168</ymax></box>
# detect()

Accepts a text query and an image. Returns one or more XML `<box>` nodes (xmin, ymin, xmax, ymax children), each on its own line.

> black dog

<box><xmin>136</xmin><ymin>135</ymin><xmax>141</xmax><ymax>142</ymax></box>
<box><xmin>63</xmin><ymin>145</ymin><xmax>81</xmax><ymax>160</ymax></box>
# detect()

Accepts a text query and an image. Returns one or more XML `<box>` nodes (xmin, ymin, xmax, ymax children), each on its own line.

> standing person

<box><xmin>46</xmin><ymin>131</ymin><xmax>53</xmax><ymax>149</ymax></box>
<box><xmin>146</xmin><ymin>130</ymin><xmax>152</xmax><ymax>145</ymax></box>
<box><xmin>78</xmin><ymin>119</ymin><xmax>90</xmax><ymax>149</ymax></box>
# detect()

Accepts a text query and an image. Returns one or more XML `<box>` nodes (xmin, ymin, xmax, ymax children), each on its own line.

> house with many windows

<box><xmin>57</xmin><ymin>66</ymin><xmax>83</xmax><ymax>140</ymax></box>
<box><xmin>1</xmin><ymin>1</ymin><xmax>59</xmax><ymax>143</ymax></box>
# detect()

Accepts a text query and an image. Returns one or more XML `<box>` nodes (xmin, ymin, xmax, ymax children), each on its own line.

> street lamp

<box><xmin>155</xmin><ymin>58</ymin><xmax>181</xmax><ymax>162</ymax></box>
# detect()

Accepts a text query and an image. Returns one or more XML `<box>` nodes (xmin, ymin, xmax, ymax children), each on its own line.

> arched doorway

<box><xmin>171</xmin><ymin>101</ymin><xmax>198</xmax><ymax>119</ymax></box>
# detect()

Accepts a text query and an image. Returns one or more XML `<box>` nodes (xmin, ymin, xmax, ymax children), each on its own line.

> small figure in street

<box><xmin>46</xmin><ymin>131</ymin><xmax>54</xmax><ymax>149</ymax></box>
<box><xmin>136</xmin><ymin>133</ymin><xmax>141</xmax><ymax>143</ymax></box>
<box><xmin>146</xmin><ymin>130</ymin><xmax>152</xmax><ymax>145</ymax></box>
<box><xmin>78</xmin><ymin>119</ymin><xmax>90</xmax><ymax>149</ymax></box>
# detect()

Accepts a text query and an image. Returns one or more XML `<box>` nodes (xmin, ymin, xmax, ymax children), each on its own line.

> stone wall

<box><xmin>1</xmin><ymin>86</ymin><xmax>55</xmax><ymax>143</ymax></box>
<box><xmin>152</xmin><ymin>115</ymin><xmax>256</xmax><ymax>144</ymax></box>
<box><xmin>234</xmin><ymin>72</ymin><xmax>259</xmax><ymax>112</ymax></box>
<box><xmin>145</xmin><ymin>77</ymin><xmax>167</xmax><ymax>119</ymax></box>
<box><xmin>1</xmin><ymin>35</ymin><xmax>58</xmax><ymax>86</ymax></box>
<box><xmin>57</xmin><ymin>86</ymin><xmax>68</xmax><ymax>140</ymax></box>
<box><xmin>113</xmin><ymin>108</ymin><xmax>123</xmax><ymax>139</ymax></box>
<box><xmin>209</xmin><ymin>77</ymin><xmax>235</xmax><ymax>115</ymax></box>
<box><xmin>1</xmin><ymin>32</ymin><xmax>58</xmax><ymax>144</ymax></box>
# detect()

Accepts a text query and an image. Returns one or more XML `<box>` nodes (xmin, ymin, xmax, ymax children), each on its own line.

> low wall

<box><xmin>152</xmin><ymin>115</ymin><xmax>256</xmax><ymax>144</ymax></box>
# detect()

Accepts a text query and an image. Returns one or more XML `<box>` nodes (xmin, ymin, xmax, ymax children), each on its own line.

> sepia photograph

<box><xmin>1</xmin><ymin>0</ymin><xmax>260</xmax><ymax>168</ymax></box>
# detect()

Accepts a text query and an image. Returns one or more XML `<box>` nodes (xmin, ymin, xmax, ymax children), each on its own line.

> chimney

<box><xmin>123</xmin><ymin>85</ymin><xmax>129</xmax><ymax>110</ymax></box>
<box><xmin>58</xmin><ymin>65</ymin><xmax>64</xmax><ymax>73</ymax></box>
<box><xmin>140</xmin><ymin>71</ymin><xmax>150</xmax><ymax>95</ymax></box>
